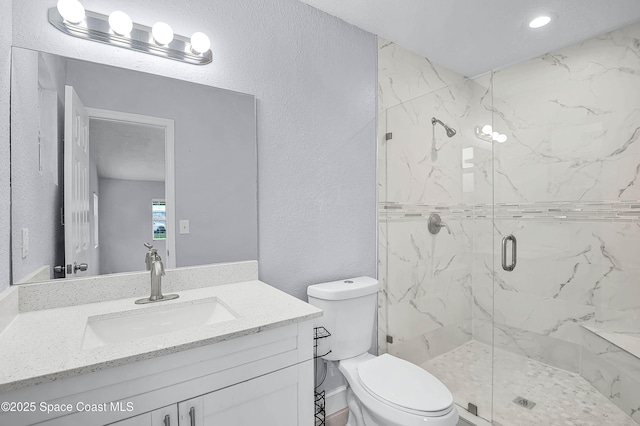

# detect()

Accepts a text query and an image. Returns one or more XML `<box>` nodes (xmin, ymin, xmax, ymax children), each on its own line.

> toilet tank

<box><xmin>307</xmin><ymin>277</ymin><xmax>379</xmax><ymax>361</ymax></box>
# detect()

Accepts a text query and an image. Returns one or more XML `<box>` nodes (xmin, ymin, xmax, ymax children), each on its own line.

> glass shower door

<box><xmin>491</xmin><ymin>23</ymin><xmax>640</xmax><ymax>425</ymax></box>
<box><xmin>382</xmin><ymin>74</ymin><xmax>495</xmax><ymax>422</ymax></box>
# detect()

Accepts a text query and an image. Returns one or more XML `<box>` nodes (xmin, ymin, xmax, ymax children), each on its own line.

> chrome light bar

<box><xmin>48</xmin><ymin>8</ymin><xmax>212</xmax><ymax>66</ymax></box>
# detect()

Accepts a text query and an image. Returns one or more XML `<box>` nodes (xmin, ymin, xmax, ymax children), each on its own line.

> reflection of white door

<box><xmin>64</xmin><ymin>86</ymin><xmax>90</xmax><ymax>277</ymax></box>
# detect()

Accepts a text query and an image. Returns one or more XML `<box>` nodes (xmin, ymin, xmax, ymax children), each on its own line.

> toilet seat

<box><xmin>357</xmin><ymin>354</ymin><xmax>454</xmax><ymax>417</ymax></box>
<box><xmin>339</xmin><ymin>353</ymin><xmax>458</xmax><ymax>426</ymax></box>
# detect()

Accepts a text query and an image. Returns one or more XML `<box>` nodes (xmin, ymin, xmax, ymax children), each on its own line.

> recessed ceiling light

<box><xmin>529</xmin><ymin>15</ymin><xmax>551</xmax><ymax>29</ymax></box>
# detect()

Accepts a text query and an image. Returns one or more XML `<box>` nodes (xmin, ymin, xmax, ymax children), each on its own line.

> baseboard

<box><xmin>326</xmin><ymin>408</ymin><xmax>349</xmax><ymax>426</ymax></box>
<box><xmin>325</xmin><ymin>385</ymin><xmax>347</xmax><ymax>416</ymax></box>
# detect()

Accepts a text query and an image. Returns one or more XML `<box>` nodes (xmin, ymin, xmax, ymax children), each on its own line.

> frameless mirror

<box><xmin>11</xmin><ymin>47</ymin><xmax>258</xmax><ymax>284</ymax></box>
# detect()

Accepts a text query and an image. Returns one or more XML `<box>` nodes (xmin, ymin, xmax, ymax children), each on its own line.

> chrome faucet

<box><xmin>428</xmin><ymin>213</ymin><xmax>451</xmax><ymax>235</ymax></box>
<box><xmin>135</xmin><ymin>243</ymin><xmax>179</xmax><ymax>304</ymax></box>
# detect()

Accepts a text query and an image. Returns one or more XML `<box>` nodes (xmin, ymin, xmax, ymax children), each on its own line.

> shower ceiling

<box><xmin>297</xmin><ymin>0</ymin><xmax>640</xmax><ymax>77</ymax></box>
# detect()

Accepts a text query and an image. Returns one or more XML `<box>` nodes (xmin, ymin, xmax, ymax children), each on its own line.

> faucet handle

<box><xmin>144</xmin><ymin>243</ymin><xmax>156</xmax><ymax>270</ymax></box>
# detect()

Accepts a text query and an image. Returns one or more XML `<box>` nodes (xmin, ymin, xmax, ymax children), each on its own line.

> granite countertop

<box><xmin>0</xmin><ymin>280</ymin><xmax>322</xmax><ymax>394</ymax></box>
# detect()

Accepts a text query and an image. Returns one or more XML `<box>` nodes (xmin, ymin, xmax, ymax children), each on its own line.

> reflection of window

<box><xmin>152</xmin><ymin>200</ymin><xmax>166</xmax><ymax>240</ymax></box>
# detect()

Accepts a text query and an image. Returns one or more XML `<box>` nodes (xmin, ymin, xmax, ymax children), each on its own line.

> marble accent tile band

<box><xmin>380</xmin><ymin>201</ymin><xmax>640</xmax><ymax>223</ymax></box>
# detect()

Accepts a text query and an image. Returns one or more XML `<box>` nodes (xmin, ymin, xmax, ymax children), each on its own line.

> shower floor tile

<box><xmin>421</xmin><ymin>340</ymin><xmax>636</xmax><ymax>426</ymax></box>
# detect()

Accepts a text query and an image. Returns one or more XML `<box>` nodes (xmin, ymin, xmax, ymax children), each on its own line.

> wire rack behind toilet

<box><xmin>314</xmin><ymin>326</ymin><xmax>331</xmax><ymax>426</ymax></box>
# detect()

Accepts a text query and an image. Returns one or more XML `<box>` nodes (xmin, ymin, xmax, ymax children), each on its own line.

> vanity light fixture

<box><xmin>49</xmin><ymin>2</ymin><xmax>212</xmax><ymax>65</ymax></box>
<box><xmin>152</xmin><ymin>22</ymin><xmax>174</xmax><ymax>45</ymax></box>
<box><xmin>108</xmin><ymin>11</ymin><xmax>133</xmax><ymax>36</ymax></box>
<box><xmin>190</xmin><ymin>32</ymin><xmax>211</xmax><ymax>55</ymax></box>
<box><xmin>476</xmin><ymin>125</ymin><xmax>508</xmax><ymax>143</ymax></box>
<box><xmin>56</xmin><ymin>0</ymin><xmax>85</xmax><ymax>24</ymax></box>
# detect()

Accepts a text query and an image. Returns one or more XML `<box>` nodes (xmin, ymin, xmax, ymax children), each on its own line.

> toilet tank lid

<box><xmin>307</xmin><ymin>277</ymin><xmax>379</xmax><ymax>301</ymax></box>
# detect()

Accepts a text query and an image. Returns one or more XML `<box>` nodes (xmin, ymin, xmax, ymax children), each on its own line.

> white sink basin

<box><xmin>82</xmin><ymin>297</ymin><xmax>237</xmax><ymax>349</ymax></box>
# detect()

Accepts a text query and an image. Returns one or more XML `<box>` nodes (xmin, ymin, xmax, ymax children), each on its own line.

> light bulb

<box><xmin>492</xmin><ymin>131</ymin><xmax>500</xmax><ymax>141</ymax></box>
<box><xmin>529</xmin><ymin>16</ymin><xmax>551</xmax><ymax>29</ymax></box>
<box><xmin>108</xmin><ymin>11</ymin><xmax>133</xmax><ymax>36</ymax></box>
<box><xmin>57</xmin><ymin>0</ymin><xmax>85</xmax><ymax>24</ymax></box>
<box><xmin>152</xmin><ymin>22</ymin><xmax>174</xmax><ymax>45</ymax></box>
<box><xmin>481</xmin><ymin>124</ymin><xmax>492</xmax><ymax>135</ymax></box>
<box><xmin>497</xmin><ymin>134</ymin><xmax>508</xmax><ymax>143</ymax></box>
<box><xmin>190</xmin><ymin>32</ymin><xmax>211</xmax><ymax>54</ymax></box>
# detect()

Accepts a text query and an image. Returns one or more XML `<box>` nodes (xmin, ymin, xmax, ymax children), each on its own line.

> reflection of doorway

<box><xmin>86</xmin><ymin>108</ymin><xmax>176</xmax><ymax>274</ymax></box>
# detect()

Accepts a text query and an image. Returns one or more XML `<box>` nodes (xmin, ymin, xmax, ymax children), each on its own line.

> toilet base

<box><xmin>345</xmin><ymin>386</ymin><xmax>366</xmax><ymax>426</ymax></box>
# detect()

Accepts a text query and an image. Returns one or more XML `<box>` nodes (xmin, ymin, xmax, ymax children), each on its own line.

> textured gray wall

<box><xmin>10</xmin><ymin>0</ymin><xmax>378</xmax><ymax>300</ymax></box>
<box><xmin>0</xmin><ymin>0</ymin><xmax>11</xmax><ymax>291</ymax></box>
<box><xmin>98</xmin><ymin>178</ymin><xmax>165</xmax><ymax>275</ymax></box>
<box><xmin>10</xmin><ymin>49</ymin><xmax>66</xmax><ymax>283</ymax></box>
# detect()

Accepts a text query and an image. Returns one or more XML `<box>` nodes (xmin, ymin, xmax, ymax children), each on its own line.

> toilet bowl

<box><xmin>339</xmin><ymin>353</ymin><xmax>458</xmax><ymax>426</ymax></box>
<box><xmin>306</xmin><ymin>277</ymin><xmax>458</xmax><ymax>426</ymax></box>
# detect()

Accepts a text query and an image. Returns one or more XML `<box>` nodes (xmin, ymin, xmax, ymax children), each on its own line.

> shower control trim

<box><xmin>428</xmin><ymin>213</ymin><xmax>451</xmax><ymax>235</ymax></box>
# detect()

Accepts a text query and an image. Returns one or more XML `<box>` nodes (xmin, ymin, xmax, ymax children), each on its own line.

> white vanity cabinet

<box><xmin>177</xmin><ymin>363</ymin><xmax>304</xmax><ymax>426</ymax></box>
<box><xmin>109</xmin><ymin>405</ymin><xmax>177</xmax><ymax>426</ymax></box>
<box><xmin>109</xmin><ymin>363</ymin><xmax>308</xmax><ymax>426</ymax></box>
<box><xmin>1</xmin><ymin>321</ymin><xmax>314</xmax><ymax>426</ymax></box>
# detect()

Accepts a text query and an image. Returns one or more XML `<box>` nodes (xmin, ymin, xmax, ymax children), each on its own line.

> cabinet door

<box><xmin>178</xmin><ymin>363</ymin><xmax>310</xmax><ymax>426</ymax></box>
<box><xmin>107</xmin><ymin>412</ymin><xmax>151</xmax><ymax>426</ymax></box>
<box><xmin>150</xmin><ymin>405</ymin><xmax>178</xmax><ymax>426</ymax></box>
<box><xmin>108</xmin><ymin>405</ymin><xmax>178</xmax><ymax>426</ymax></box>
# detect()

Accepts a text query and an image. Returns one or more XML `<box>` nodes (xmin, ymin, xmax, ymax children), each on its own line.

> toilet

<box><xmin>307</xmin><ymin>277</ymin><xmax>458</xmax><ymax>426</ymax></box>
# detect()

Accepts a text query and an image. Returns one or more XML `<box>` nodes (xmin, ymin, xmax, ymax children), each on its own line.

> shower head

<box><xmin>431</xmin><ymin>117</ymin><xmax>457</xmax><ymax>138</ymax></box>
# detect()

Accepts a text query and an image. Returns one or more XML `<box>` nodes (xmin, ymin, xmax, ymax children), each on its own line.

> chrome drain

<box><xmin>513</xmin><ymin>396</ymin><xmax>536</xmax><ymax>410</ymax></box>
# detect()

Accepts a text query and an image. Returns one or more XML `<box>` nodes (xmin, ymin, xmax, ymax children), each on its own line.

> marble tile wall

<box><xmin>377</xmin><ymin>37</ymin><xmax>469</xmax><ymax>356</ymax></box>
<box><xmin>382</xmin><ymin>214</ymin><xmax>473</xmax><ymax>364</ymax></box>
<box><xmin>492</xmin><ymin>23</ymin><xmax>640</xmax><ymax>205</ymax></box>
<box><xmin>380</xmin><ymin>82</ymin><xmax>489</xmax><ymax>359</ymax></box>
<box><xmin>484</xmin><ymin>21</ymin><xmax>640</xmax><ymax>421</ymax></box>
<box><xmin>580</xmin><ymin>329</ymin><xmax>640</xmax><ymax>422</ymax></box>
<box><xmin>378</xmin><ymin>20</ymin><xmax>640</xmax><ymax>423</ymax></box>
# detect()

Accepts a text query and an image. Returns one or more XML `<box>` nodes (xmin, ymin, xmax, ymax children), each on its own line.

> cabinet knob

<box><xmin>189</xmin><ymin>407</ymin><xmax>196</xmax><ymax>426</ymax></box>
<box><xmin>163</xmin><ymin>414</ymin><xmax>171</xmax><ymax>426</ymax></box>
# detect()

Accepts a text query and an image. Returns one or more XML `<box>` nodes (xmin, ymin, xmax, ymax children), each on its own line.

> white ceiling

<box><xmin>298</xmin><ymin>0</ymin><xmax>640</xmax><ymax>77</ymax></box>
<box><xmin>90</xmin><ymin>119</ymin><xmax>165</xmax><ymax>182</ymax></box>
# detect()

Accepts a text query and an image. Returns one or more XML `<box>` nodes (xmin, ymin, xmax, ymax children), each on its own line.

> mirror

<box><xmin>10</xmin><ymin>47</ymin><xmax>258</xmax><ymax>284</ymax></box>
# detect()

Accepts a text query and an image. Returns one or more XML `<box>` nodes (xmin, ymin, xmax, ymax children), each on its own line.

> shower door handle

<box><xmin>502</xmin><ymin>235</ymin><xmax>517</xmax><ymax>272</ymax></box>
